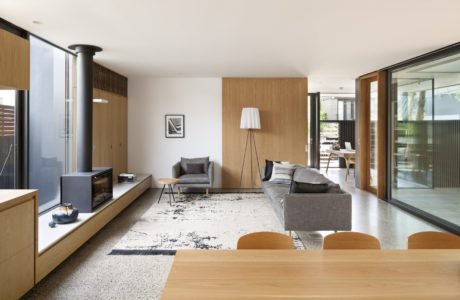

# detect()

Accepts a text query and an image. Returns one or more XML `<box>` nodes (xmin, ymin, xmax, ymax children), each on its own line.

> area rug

<box><xmin>110</xmin><ymin>193</ymin><xmax>304</xmax><ymax>255</ymax></box>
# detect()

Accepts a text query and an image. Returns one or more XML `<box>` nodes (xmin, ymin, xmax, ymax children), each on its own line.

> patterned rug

<box><xmin>110</xmin><ymin>193</ymin><xmax>304</xmax><ymax>255</ymax></box>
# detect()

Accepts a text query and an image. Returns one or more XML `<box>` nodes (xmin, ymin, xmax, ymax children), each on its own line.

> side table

<box><xmin>158</xmin><ymin>178</ymin><xmax>179</xmax><ymax>205</ymax></box>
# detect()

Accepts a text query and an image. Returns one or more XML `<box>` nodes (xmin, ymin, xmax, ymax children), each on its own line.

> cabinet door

<box><xmin>111</xmin><ymin>95</ymin><xmax>122</xmax><ymax>178</ymax></box>
<box><xmin>0</xmin><ymin>200</ymin><xmax>35</xmax><ymax>299</ymax></box>
<box><xmin>120</xmin><ymin>96</ymin><xmax>128</xmax><ymax>174</ymax></box>
<box><xmin>93</xmin><ymin>89</ymin><xmax>113</xmax><ymax>168</ymax></box>
<box><xmin>111</xmin><ymin>95</ymin><xmax>128</xmax><ymax>179</ymax></box>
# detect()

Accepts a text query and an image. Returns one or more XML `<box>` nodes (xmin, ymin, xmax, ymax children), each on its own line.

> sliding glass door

<box><xmin>390</xmin><ymin>51</ymin><xmax>460</xmax><ymax>231</ymax></box>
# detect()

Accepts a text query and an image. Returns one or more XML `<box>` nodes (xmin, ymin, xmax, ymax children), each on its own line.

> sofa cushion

<box><xmin>177</xmin><ymin>174</ymin><xmax>210</xmax><ymax>184</ymax></box>
<box><xmin>262</xmin><ymin>160</ymin><xmax>280</xmax><ymax>181</ymax></box>
<box><xmin>290</xmin><ymin>181</ymin><xmax>329</xmax><ymax>194</ymax></box>
<box><xmin>293</xmin><ymin>167</ymin><xmax>342</xmax><ymax>193</ymax></box>
<box><xmin>269</xmin><ymin>163</ymin><xmax>296</xmax><ymax>184</ymax></box>
<box><xmin>187</xmin><ymin>163</ymin><xmax>205</xmax><ymax>174</ymax></box>
<box><xmin>181</xmin><ymin>157</ymin><xmax>209</xmax><ymax>174</ymax></box>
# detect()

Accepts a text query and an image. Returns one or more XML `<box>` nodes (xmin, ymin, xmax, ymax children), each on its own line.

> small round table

<box><xmin>158</xmin><ymin>178</ymin><xmax>179</xmax><ymax>205</ymax></box>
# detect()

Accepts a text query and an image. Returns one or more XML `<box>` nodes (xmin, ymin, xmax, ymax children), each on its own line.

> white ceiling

<box><xmin>1</xmin><ymin>0</ymin><xmax>460</xmax><ymax>93</ymax></box>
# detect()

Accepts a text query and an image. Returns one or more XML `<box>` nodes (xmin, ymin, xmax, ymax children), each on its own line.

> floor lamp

<box><xmin>239</xmin><ymin>107</ymin><xmax>261</xmax><ymax>188</ymax></box>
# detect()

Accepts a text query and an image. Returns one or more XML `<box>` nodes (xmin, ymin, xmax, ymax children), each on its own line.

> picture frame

<box><xmin>165</xmin><ymin>114</ymin><xmax>185</xmax><ymax>138</ymax></box>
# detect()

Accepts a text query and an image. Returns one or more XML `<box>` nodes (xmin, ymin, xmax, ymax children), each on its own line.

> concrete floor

<box><xmin>24</xmin><ymin>169</ymin><xmax>443</xmax><ymax>299</ymax></box>
<box><xmin>393</xmin><ymin>188</ymin><xmax>460</xmax><ymax>226</ymax></box>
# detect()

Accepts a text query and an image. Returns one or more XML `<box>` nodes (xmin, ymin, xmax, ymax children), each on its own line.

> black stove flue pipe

<box><xmin>68</xmin><ymin>44</ymin><xmax>102</xmax><ymax>173</ymax></box>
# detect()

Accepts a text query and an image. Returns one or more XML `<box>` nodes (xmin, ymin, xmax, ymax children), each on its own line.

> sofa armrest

<box><xmin>207</xmin><ymin>162</ymin><xmax>214</xmax><ymax>186</ymax></box>
<box><xmin>283</xmin><ymin>192</ymin><xmax>352</xmax><ymax>231</ymax></box>
<box><xmin>172</xmin><ymin>162</ymin><xmax>181</xmax><ymax>178</ymax></box>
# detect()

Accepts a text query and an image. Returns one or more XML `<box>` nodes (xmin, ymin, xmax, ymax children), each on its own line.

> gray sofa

<box><xmin>172</xmin><ymin>157</ymin><xmax>214</xmax><ymax>195</ymax></box>
<box><xmin>262</xmin><ymin>165</ymin><xmax>352</xmax><ymax>232</ymax></box>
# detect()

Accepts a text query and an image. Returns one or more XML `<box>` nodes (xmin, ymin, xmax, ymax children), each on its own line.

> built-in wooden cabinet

<box><xmin>92</xmin><ymin>88</ymin><xmax>128</xmax><ymax>180</ymax></box>
<box><xmin>0</xmin><ymin>28</ymin><xmax>30</xmax><ymax>90</ymax></box>
<box><xmin>0</xmin><ymin>190</ymin><xmax>37</xmax><ymax>299</ymax></box>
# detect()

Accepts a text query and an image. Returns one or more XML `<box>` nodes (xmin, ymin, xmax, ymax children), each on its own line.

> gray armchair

<box><xmin>172</xmin><ymin>157</ymin><xmax>214</xmax><ymax>195</ymax></box>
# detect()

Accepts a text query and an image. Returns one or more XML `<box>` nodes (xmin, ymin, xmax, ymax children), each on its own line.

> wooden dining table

<box><xmin>325</xmin><ymin>149</ymin><xmax>355</xmax><ymax>173</ymax></box>
<box><xmin>161</xmin><ymin>249</ymin><xmax>460</xmax><ymax>299</ymax></box>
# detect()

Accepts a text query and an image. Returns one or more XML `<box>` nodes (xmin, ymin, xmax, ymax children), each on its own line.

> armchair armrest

<box><xmin>172</xmin><ymin>162</ymin><xmax>181</xmax><ymax>178</ymax></box>
<box><xmin>207</xmin><ymin>162</ymin><xmax>214</xmax><ymax>186</ymax></box>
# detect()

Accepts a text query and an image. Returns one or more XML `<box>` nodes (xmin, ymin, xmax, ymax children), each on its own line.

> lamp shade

<box><xmin>240</xmin><ymin>107</ymin><xmax>261</xmax><ymax>129</ymax></box>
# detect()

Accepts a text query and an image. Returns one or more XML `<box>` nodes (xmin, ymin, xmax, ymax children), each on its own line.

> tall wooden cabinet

<box><xmin>92</xmin><ymin>88</ymin><xmax>128</xmax><ymax>180</ymax></box>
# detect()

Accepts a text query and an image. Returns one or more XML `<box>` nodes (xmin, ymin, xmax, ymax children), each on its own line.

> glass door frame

<box><xmin>308</xmin><ymin>92</ymin><xmax>320</xmax><ymax>169</ymax></box>
<box><xmin>386</xmin><ymin>44</ymin><xmax>460</xmax><ymax>235</ymax></box>
<box><xmin>357</xmin><ymin>71</ymin><xmax>387</xmax><ymax>198</ymax></box>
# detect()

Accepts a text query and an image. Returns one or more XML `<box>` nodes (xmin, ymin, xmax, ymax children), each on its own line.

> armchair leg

<box><xmin>205</xmin><ymin>188</ymin><xmax>209</xmax><ymax>196</ymax></box>
<box><xmin>178</xmin><ymin>187</ymin><xmax>181</xmax><ymax>196</ymax></box>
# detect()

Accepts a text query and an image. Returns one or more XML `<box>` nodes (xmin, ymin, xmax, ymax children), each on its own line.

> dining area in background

<box><xmin>325</xmin><ymin>141</ymin><xmax>356</xmax><ymax>180</ymax></box>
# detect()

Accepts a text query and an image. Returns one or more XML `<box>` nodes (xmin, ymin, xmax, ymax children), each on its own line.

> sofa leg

<box><xmin>178</xmin><ymin>187</ymin><xmax>181</xmax><ymax>196</ymax></box>
<box><xmin>205</xmin><ymin>188</ymin><xmax>209</xmax><ymax>196</ymax></box>
<box><xmin>288</xmin><ymin>231</ymin><xmax>292</xmax><ymax>237</ymax></box>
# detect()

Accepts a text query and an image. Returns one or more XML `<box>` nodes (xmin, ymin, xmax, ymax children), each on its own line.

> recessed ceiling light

<box><xmin>32</xmin><ymin>20</ymin><xmax>42</xmax><ymax>25</ymax></box>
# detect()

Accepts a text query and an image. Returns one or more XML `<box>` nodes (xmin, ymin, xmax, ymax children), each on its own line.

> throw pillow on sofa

<box><xmin>289</xmin><ymin>181</ymin><xmax>329</xmax><ymax>194</ymax></box>
<box><xmin>181</xmin><ymin>156</ymin><xmax>209</xmax><ymax>174</ymax></box>
<box><xmin>269</xmin><ymin>162</ymin><xmax>295</xmax><ymax>184</ymax></box>
<box><xmin>263</xmin><ymin>160</ymin><xmax>280</xmax><ymax>181</ymax></box>
<box><xmin>186</xmin><ymin>163</ymin><xmax>205</xmax><ymax>174</ymax></box>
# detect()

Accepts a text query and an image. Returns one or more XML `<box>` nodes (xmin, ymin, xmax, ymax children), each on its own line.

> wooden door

<box><xmin>357</xmin><ymin>71</ymin><xmax>387</xmax><ymax>198</ymax></box>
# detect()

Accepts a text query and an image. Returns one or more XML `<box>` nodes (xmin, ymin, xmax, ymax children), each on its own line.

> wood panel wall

<box><xmin>222</xmin><ymin>78</ymin><xmax>308</xmax><ymax>188</ymax></box>
<box><xmin>92</xmin><ymin>88</ymin><xmax>128</xmax><ymax>180</ymax></box>
<box><xmin>0</xmin><ymin>28</ymin><xmax>29</xmax><ymax>90</ymax></box>
<box><xmin>93</xmin><ymin>63</ymin><xmax>128</xmax><ymax>97</ymax></box>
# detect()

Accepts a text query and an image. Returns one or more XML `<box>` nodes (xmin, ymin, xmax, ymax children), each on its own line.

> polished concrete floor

<box><xmin>393</xmin><ymin>188</ymin><xmax>460</xmax><ymax>226</ymax></box>
<box><xmin>297</xmin><ymin>168</ymin><xmax>444</xmax><ymax>249</ymax></box>
<box><xmin>24</xmin><ymin>169</ymin><xmax>443</xmax><ymax>299</ymax></box>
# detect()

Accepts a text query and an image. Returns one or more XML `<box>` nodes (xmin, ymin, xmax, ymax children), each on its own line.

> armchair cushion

<box><xmin>177</xmin><ymin>174</ymin><xmax>210</xmax><ymax>184</ymax></box>
<box><xmin>186</xmin><ymin>163</ymin><xmax>206</xmax><ymax>174</ymax></box>
<box><xmin>180</xmin><ymin>156</ymin><xmax>209</xmax><ymax>175</ymax></box>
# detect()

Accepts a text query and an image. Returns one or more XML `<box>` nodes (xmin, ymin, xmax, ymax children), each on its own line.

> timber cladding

<box><xmin>93</xmin><ymin>63</ymin><xmax>128</xmax><ymax>97</ymax></box>
<box><xmin>222</xmin><ymin>78</ymin><xmax>308</xmax><ymax>188</ymax></box>
<box><xmin>0</xmin><ymin>28</ymin><xmax>29</xmax><ymax>90</ymax></box>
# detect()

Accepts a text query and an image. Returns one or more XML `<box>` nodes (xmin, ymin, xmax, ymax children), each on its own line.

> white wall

<box><xmin>128</xmin><ymin>78</ymin><xmax>222</xmax><ymax>187</ymax></box>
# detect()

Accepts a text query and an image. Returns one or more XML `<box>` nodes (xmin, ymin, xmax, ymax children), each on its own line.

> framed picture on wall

<box><xmin>165</xmin><ymin>114</ymin><xmax>185</xmax><ymax>138</ymax></box>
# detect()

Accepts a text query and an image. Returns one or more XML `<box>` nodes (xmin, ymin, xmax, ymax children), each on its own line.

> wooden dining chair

<box><xmin>323</xmin><ymin>232</ymin><xmax>381</xmax><ymax>249</ymax></box>
<box><xmin>408</xmin><ymin>231</ymin><xmax>460</xmax><ymax>249</ymax></box>
<box><xmin>237</xmin><ymin>232</ymin><xmax>296</xmax><ymax>249</ymax></box>
<box><xmin>345</xmin><ymin>156</ymin><xmax>355</xmax><ymax>181</ymax></box>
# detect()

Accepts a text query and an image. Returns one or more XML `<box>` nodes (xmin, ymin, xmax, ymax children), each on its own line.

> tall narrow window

<box><xmin>29</xmin><ymin>36</ymin><xmax>74</xmax><ymax>212</ymax></box>
<box><xmin>369</xmin><ymin>81</ymin><xmax>378</xmax><ymax>188</ymax></box>
<box><xmin>0</xmin><ymin>90</ymin><xmax>16</xmax><ymax>188</ymax></box>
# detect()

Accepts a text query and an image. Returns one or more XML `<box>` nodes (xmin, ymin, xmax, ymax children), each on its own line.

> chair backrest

<box><xmin>323</xmin><ymin>232</ymin><xmax>381</xmax><ymax>249</ymax></box>
<box><xmin>408</xmin><ymin>231</ymin><xmax>460</xmax><ymax>249</ymax></box>
<box><xmin>237</xmin><ymin>232</ymin><xmax>296</xmax><ymax>250</ymax></box>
